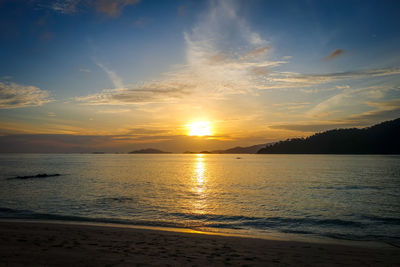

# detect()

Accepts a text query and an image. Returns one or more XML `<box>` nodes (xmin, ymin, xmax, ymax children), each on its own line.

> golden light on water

<box><xmin>187</xmin><ymin>121</ymin><xmax>213</xmax><ymax>136</ymax></box>
<box><xmin>195</xmin><ymin>155</ymin><xmax>205</xmax><ymax>192</ymax></box>
<box><xmin>191</xmin><ymin>154</ymin><xmax>207</xmax><ymax>214</ymax></box>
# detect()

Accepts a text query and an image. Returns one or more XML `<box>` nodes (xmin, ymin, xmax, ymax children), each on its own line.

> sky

<box><xmin>0</xmin><ymin>0</ymin><xmax>399</xmax><ymax>153</ymax></box>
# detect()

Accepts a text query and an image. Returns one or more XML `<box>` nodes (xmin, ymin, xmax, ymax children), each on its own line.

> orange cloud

<box><xmin>0</xmin><ymin>82</ymin><xmax>51</xmax><ymax>109</ymax></box>
<box><xmin>92</xmin><ymin>0</ymin><xmax>140</xmax><ymax>17</ymax></box>
<box><xmin>324</xmin><ymin>49</ymin><xmax>345</xmax><ymax>61</ymax></box>
<box><xmin>47</xmin><ymin>0</ymin><xmax>140</xmax><ymax>17</ymax></box>
<box><xmin>243</xmin><ymin>46</ymin><xmax>270</xmax><ymax>59</ymax></box>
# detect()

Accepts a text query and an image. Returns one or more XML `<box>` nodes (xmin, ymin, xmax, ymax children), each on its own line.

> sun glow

<box><xmin>187</xmin><ymin>121</ymin><xmax>213</xmax><ymax>136</ymax></box>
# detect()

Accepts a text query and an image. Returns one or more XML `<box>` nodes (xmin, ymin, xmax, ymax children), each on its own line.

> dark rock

<box><xmin>8</xmin><ymin>173</ymin><xmax>61</xmax><ymax>180</ymax></box>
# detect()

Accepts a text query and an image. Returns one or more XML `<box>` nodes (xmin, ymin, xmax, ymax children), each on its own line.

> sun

<box><xmin>187</xmin><ymin>121</ymin><xmax>213</xmax><ymax>136</ymax></box>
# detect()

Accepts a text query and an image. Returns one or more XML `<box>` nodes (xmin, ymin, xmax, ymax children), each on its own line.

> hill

<box><xmin>258</xmin><ymin>118</ymin><xmax>400</xmax><ymax>154</ymax></box>
<box><xmin>212</xmin><ymin>143</ymin><xmax>269</xmax><ymax>154</ymax></box>
<box><xmin>183</xmin><ymin>143</ymin><xmax>270</xmax><ymax>154</ymax></box>
<box><xmin>129</xmin><ymin>148</ymin><xmax>171</xmax><ymax>154</ymax></box>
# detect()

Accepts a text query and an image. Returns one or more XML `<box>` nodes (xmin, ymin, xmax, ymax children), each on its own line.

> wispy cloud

<box><xmin>42</xmin><ymin>0</ymin><xmax>140</xmax><ymax>17</ymax></box>
<box><xmin>269</xmin><ymin>122</ymin><xmax>362</xmax><ymax>133</ymax></box>
<box><xmin>0</xmin><ymin>82</ymin><xmax>51</xmax><ymax>109</ymax></box>
<box><xmin>47</xmin><ymin>0</ymin><xmax>80</xmax><ymax>14</ymax></box>
<box><xmin>96</xmin><ymin>108</ymin><xmax>131</xmax><ymax>114</ymax></box>
<box><xmin>93</xmin><ymin>0</ymin><xmax>140</xmax><ymax>17</ymax></box>
<box><xmin>242</xmin><ymin>46</ymin><xmax>270</xmax><ymax>59</ymax></box>
<box><xmin>323</xmin><ymin>49</ymin><xmax>345</xmax><ymax>61</ymax></box>
<box><xmin>306</xmin><ymin>85</ymin><xmax>392</xmax><ymax>117</ymax></box>
<box><xmin>78</xmin><ymin>1</ymin><xmax>286</xmax><ymax>105</ymax></box>
<box><xmin>347</xmin><ymin>99</ymin><xmax>400</xmax><ymax>122</ymax></box>
<box><xmin>79</xmin><ymin>67</ymin><xmax>91</xmax><ymax>73</ymax></box>
<box><xmin>270</xmin><ymin>98</ymin><xmax>400</xmax><ymax>133</ymax></box>
<box><xmin>77</xmin><ymin>0</ymin><xmax>400</xmax><ymax>106</ymax></box>
<box><xmin>76</xmin><ymin>81</ymin><xmax>194</xmax><ymax>105</ymax></box>
<box><xmin>94</xmin><ymin>61</ymin><xmax>124</xmax><ymax>88</ymax></box>
<box><xmin>261</xmin><ymin>68</ymin><xmax>400</xmax><ymax>89</ymax></box>
<box><xmin>273</xmin><ymin>102</ymin><xmax>311</xmax><ymax>111</ymax></box>
<box><xmin>121</xmin><ymin>127</ymin><xmax>170</xmax><ymax>136</ymax></box>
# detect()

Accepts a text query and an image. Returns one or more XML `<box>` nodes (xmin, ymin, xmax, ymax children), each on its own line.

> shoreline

<box><xmin>0</xmin><ymin>218</ymin><xmax>392</xmax><ymax>249</ymax></box>
<box><xmin>0</xmin><ymin>220</ymin><xmax>399</xmax><ymax>266</ymax></box>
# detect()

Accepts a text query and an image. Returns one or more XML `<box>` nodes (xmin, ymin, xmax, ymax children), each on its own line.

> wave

<box><xmin>96</xmin><ymin>197</ymin><xmax>137</xmax><ymax>204</ymax></box>
<box><xmin>1</xmin><ymin>207</ymin><xmax>399</xmax><ymax>243</ymax></box>
<box><xmin>0</xmin><ymin>207</ymin><xmax>184</xmax><ymax>228</ymax></box>
<box><xmin>310</xmin><ymin>185</ymin><xmax>384</xmax><ymax>190</ymax></box>
<box><xmin>361</xmin><ymin>215</ymin><xmax>400</xmax><ymax>225</ymax></box>
<box><xmin>169</xmin><ymin>212</ymin><xmax>364</xmax><ymax>227</ymax></box>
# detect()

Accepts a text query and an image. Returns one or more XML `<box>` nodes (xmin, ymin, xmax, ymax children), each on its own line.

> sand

<box><xmin>0</xmin><ymin>221</ymin><xmax>399</xmax><ymax>266</ymax></box>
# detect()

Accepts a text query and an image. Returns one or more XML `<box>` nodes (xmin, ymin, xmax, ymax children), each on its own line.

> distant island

<box><xmin>212</xmin><ymin>144</ymin><xmax>268</xmax><ymax>154</ymax></box>
<box><xmin>258</xmin><ymin>118</ymin><xmax>400</xmax><ymax>154</ymax></box>
<box><xmin>184</xmin><ymin>143</ymin><xmax>268</xmax><ymax>154</ymax></box>
<box><xmin>129</xmin><ymin>148</ymin><xmax>171</xmax><ymax>154</ymax></box>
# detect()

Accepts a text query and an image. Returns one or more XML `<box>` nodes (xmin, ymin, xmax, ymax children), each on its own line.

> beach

<box><xmin>0</xmin><ymin>221</ymin><xmax>399</xmax><ymax>266</ymax></box>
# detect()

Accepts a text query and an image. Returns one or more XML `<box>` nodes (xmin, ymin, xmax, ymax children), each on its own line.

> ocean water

<box><xmin>0</xmin><ymin>154</ymin><xmax>399</xmax><ymax>245</ymax></box>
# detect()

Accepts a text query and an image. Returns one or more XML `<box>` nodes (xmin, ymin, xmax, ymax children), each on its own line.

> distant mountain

<box><xmin>212</xmin><ymin>143</ymin><xmax>269</xmax><ymax>154</ymax></box>
<box><xmin>129</xmin><ymin>148</ymin><xmax>171</xmax><ymax>154</ymax></box>
<box><xmin>258</xmin><ymin>118</ymin><xmax>400</xmax><ymax>154</ymax></box>
<box><xmin>184</xmin><ymin>143</ymin><xmax>270</xmax><ymax>154</ymax></box>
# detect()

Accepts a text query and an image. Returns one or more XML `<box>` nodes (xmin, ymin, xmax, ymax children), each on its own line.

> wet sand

<box><xmin>0</xmin><ymin>221</ymin><xmax>399</xmax><ymax>266</ymax></box>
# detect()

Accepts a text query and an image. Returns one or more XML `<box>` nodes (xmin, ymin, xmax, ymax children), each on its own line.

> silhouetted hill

<box><xmin>258</xmin><ymin>118</ymin><xmax>400</xmax><ymax>154</ymax></box>
<box><xmin>183</xmin><ymin>143</ymin><xmax>270</xmax><ymax>154</ymax></box>
<box><xmin>212</xmin><ymin>143</ymin><xmax>269</xmax><ymax>154</ymax></box>
<box><xmin>129</xmin><ymin>148</ymin><xmax>171</xmax><ymax>154</ymax></box>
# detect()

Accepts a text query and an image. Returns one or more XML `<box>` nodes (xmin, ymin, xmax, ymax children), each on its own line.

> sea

<box><xmin>0</xmin><ymin>154</ymin><xmax>399</xmax><ymax>246</ymax></box>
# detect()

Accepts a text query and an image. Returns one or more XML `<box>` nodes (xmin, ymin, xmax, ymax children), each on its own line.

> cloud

<box><xmin>336</xmin><ymin>85</ymin><xmax>350</xmax><ymax>89</ymax></box>
<box><xmin>262</xmin><ymin>68</ymin><xmax>400</xmax><ymax>89</ymax></box>
<box><xmin>306</xmin><ymin>85</ymin><xmax>393</xmax><ymax>117</ymax></box>
<box><xmin>269</xmin><ymin>122</ymin><xmax>362</xmax><ymax>132</ymax></box>
<box><xmin>242</xmin><ymin>46</ymin><xmax>270</xmax><ymax>59</ymax></box>
<box><xmin>122</xmin><ymin>127</ymin><xmax>169</xmax><ymax>136</ymax></box>
<box><xmin>308</xmin><ymin>92</ymin><xmax>352</xmax><ymax>116</ymax></box>
<box><xmin>75</xmin><ymin>1</ymin><xmax>399</xmax><ymax>107</ymax></box>
<box><xmin>0</xmin><ymin>82</ymin><xmax>51</xmax><ymax>109</ymax></box>
<box><xmin>96</xmin><ymin>108</ymin><xmax>131</xmax><ymax>114</ymax></box>
<box><xmin>79</xmin><ymin>67</ymin><xmax>91</xmax><ymax>73</ymax></box>
<box><xmin>272</xmin><ymin>98</ymin><xmax>400</xmax><ymax>133</ymax></box>
<box><xmin>76</xmin><ymin>81</ymin><xmax>194</xmax><ymax>105</ymax></box>
<box><xmin>92</xmin><ymin>0</ymin><xmax>140</xmax><ymax>17</ymax></box>
<box><xmin>347</xmin><ymin>99</ymin><xmax>400</xmax><ymax>122</ymax></box>
<box><xmin>0</xmin><ymin>76</ymin><xmax>12</xmax><ymax>81</ymax></box>
<box><xmin>323</xmin><ymin>49</ymin><xmax>345</xmax><ymax>61</ymax></box>
<box><xmin>47</xmin><ymin>0</ymin><xmax>80</xmax><ymax>14</ymax></box>
<box><xmin>78</xmin><ymin>1</ymin><xmax>286</xmax><ymax>105</ymax></box>
<box><xmin>43</xmin><ymin>0</ymin><xmax>140</xmax><ymax>17</ymax></box>
<box><xmin>273</xmin><ymin>102</ymin><xmax>311</xmax><ymax>111</ymax></box>
<box><xmin>95</xmin><ymin>61</ymin><xmax>124</xmax><ymax>88</ymax></box>
<box><xmin>85</xmin><ymin>56</ymin><xmax>399</xmax><ymax>105</ymax></box>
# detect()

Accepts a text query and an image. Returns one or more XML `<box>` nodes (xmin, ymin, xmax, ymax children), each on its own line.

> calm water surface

<box><xmin>0</xmin><ymin>154</ymin><xmax>399</xmax><ymax>244</ymax></box>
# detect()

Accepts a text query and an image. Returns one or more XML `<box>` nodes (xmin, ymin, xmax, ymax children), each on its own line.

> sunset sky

<box><xmin>0</xmin><ymin>0</ymin><xmax>399</xmax><ymax>152</ymax></box>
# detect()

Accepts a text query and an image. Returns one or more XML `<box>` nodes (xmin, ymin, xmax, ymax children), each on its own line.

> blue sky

<box><xmin>0</xmin><ymin>0</ymin><xmax>399</xmax><ymax>152</ymax></box>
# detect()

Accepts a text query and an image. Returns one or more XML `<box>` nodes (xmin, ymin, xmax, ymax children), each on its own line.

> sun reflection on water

<box><xmin>195</xmin><ymin>155</ymin><xmax>205</xmax><ymax>192</ymax></box>
<box><xmin>192</xmin><ymin>154</ymin><xmax>208</xmax><ymax>213</ymax></box>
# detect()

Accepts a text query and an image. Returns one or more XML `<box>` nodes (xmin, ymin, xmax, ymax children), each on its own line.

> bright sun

<box><xmin>187</xmin><ymin>121</ymin><xmax>213</xmax><ymax>136</ymax></box>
